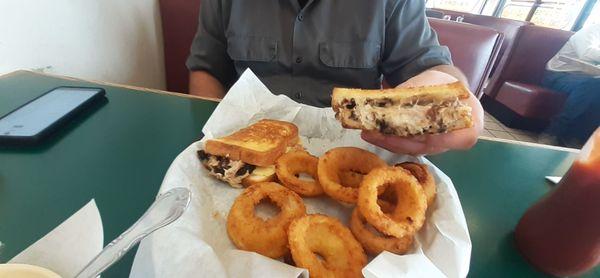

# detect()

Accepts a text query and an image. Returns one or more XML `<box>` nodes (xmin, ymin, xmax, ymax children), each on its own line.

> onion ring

<box><xmin>275</xmin><ymin>151</ymin><xmax>323</xmax><ymax>196</ymax></box>
<box><xmin>338</xmin><ymin>170</ymin><xmax>364</xmax><ymax>188</ymax></box>
<box><xmin>350</xmin><ymin>209</ymin><xmax>414</xmax><ymax>255</ymax></box>
<box><xmin>227</xmin><ymin>182</ymin><xmax>306</xmax><ymax>258</ymax></box>
<box><xmin>318</xmin><ymin>147</ymin><xmax>387</xmax><ymax>203</ymax></box>
<box><xmin>357</xmin><ymin>167</ymin><xmax>428</xmax><ymax>238</ymax></box>
<box><xmin>288</xmin><ymin>214</ymin><xmax>366</xmax><ymax>278</ymax></box>
<box><xmin>395</xmin><ymin>162</ymin><xmax>437</xmax><ymax>206</ymax></box>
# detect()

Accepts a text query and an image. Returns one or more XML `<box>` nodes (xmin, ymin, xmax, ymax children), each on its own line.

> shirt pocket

<box><xmin>227</xmin><ymin>36</ymin><xmax>278</xmax><ymax>62</ymax></box>
<box><xmin>319</xmin><ymin>41</ymin><xmax>380</xmax><ymax>69</ymax></box>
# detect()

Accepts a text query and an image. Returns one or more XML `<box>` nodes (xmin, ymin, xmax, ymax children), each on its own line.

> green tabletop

<box><xmin>0</xmin><ymin>71</ymin><xmax>597</xmax><ymax>277</ymax></box>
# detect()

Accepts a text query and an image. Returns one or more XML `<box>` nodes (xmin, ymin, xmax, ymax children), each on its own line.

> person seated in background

<box><xmin>542</xmin><ymin>24</ymin><xmax>600</xmax><ymax>147</ymax></box>
<box><xmin>185</xmin><ymin>0</ymin><xmax>483</xmax><ymax>155</ymax></box>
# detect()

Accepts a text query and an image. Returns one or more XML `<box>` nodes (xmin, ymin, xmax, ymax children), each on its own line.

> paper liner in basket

<box><xmin>130</xmin><ymin>69</ymin><xmax>471</xmax><ymax>278</ymax></box>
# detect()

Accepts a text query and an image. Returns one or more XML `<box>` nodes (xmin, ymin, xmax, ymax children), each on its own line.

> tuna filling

<box><xmin>197</xmin><ymin>150</ymin><xmax>256</xmax><ymax>187</ymax></box>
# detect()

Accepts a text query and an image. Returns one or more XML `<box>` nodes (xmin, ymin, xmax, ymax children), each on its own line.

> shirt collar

<box><xmin>289</xmin><ymin>0</ymin><xmax>317</xmax><ymax>13</ymax></box>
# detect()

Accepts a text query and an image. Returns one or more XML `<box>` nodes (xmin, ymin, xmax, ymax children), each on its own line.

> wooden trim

<box><xmin>0</xmin><ymin>70</ymin><xmax>221</xmax><ymax>102</ymax></box>
<box><xmin>0</xmin><ymin>70</ymin><xmax>24</xmax><ymax>80</ymax></box>
<box><xmin>479</xmin><ymin>136</ymin><xmax>580</xmax><ymax>153</ymax></box>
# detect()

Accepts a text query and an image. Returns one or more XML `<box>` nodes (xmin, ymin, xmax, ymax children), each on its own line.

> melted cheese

<box><xmin>201</xmin><ymin>141</ymin><xmax>302</xmax><ymax>187</ymax></box>
<box><xmin>252</xmin><ymin>165</ymin><xmax>275</xmax><ymax>177</ymax></box>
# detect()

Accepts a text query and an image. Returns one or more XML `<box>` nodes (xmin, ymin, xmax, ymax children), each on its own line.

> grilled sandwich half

<box><xmin>332</xmin><ymin>82</ymin><xmax>473</xmax><ymax>137</ymax></box>
<box><xmin>198</xmin><ymin>119</ymin><xmax>301</xmax><ymax>187</ymax></box>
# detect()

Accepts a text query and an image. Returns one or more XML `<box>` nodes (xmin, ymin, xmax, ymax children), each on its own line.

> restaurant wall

<box><xmin>0</xmin><ymin>0</ymin><xmax>166</xmax><ymax>90</ymax></box>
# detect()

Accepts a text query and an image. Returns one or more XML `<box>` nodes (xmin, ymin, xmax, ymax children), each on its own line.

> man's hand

<box><xmin>361</xmin><ymin>70</ymin><xmax>484</xmax><ymax>155</ymax></box>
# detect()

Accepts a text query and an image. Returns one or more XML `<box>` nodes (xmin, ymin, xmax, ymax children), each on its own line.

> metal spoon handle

<box><xmin>75</xmin><ymin>188</ymin><xmax>191</xmax><ymax>278</ymax></box>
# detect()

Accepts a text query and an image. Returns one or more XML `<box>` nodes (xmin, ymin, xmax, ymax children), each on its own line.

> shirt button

<box><xmin>297</xmin><ymin>14</ymin><xmax>304</xmax><ymax>21</ymax></box>
<box><xmin>295</xmin><ymin>92</ymin><xmax>302</xmax><ymax>99</ymax></box>
<box><xmin>295</xmin><ymin>56</ymin><xmax>303</xmax><ymax>64</ymax></box>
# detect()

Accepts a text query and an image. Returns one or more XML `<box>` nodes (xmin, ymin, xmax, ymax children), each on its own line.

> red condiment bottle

<box><xmin>515</xmin><ymin>128</ymin><xmax>600</xmax><ymax>276</ymax></box>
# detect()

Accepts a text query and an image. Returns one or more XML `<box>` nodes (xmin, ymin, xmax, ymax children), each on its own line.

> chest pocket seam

<box><xmin>227</xmin><ymin>36</ymin><xmax>278</xmax><ymax>62</ymax></box>
<box><xmin>319</xmin><ymin>41</ymin><xmax>381</xmax><ymax>69</ymax></box>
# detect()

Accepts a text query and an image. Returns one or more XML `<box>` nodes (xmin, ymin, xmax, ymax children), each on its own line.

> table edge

<box><xmin>479</xmin><ymin>136</ymin><xmax>579</xmax><ymax>153</ymax></box>
<box><xmin>0</xmin><ymin>70</ymin><xmax>221</xmax><ymax>103</ymax></box>
<box><xmin>0</xmin><ymin>70</ymin><xmax>580</xmax><ymax>155</ymax></box>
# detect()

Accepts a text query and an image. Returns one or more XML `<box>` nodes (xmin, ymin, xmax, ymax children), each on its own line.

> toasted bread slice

<box><xmin>332</xmin><ymin>82</ymin><xmax>473</xmax><ymax>136</ymax></box>
<box><xmin>205</xmin><ymin>119</ymin><xmax>299</xmax><ymax>167</ymax></box>
<box><xmin>239</xmin><ymin>141</ymin><xmax>305</xmax><ymax>187</ymax></box>
<box><xmin>333</xmin><ymin>81</ymin><xmax>470</xmax><ymax>103</ymax></box>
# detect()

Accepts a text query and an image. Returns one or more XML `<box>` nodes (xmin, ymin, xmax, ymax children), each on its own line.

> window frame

<box><xmin>572</xmin><ymin>0</ymin><xmax>598</xmax><ymax>30</ymax></box>
<box><xmin>426</xmin><ymin>0</ymin><xmax>598</xmax><ymax>30</ymax></box>
<box><xmin>494</xmin><ymin>0</ymin><xmax>597</xmax><ymax>30</ymax></box>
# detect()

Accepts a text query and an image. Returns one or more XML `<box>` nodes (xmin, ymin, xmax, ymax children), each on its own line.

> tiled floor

<box><xmin>482</xmin><ymin>111</ymin><xmax>541</xmax><ymax>144</ymax></box>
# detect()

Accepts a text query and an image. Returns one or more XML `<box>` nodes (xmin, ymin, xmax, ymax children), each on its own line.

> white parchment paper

<box><xmin>130</xmin><ymin>70</ymin><xmax>471</xmax><ymax>278</ymax></box>
<box><xmin>9</xmin><ymin>200</ymin><xmax>103</xmax><ymax>277</ymax></box>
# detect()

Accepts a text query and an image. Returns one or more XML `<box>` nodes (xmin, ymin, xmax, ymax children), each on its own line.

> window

<box><xmin>425</xmin><ymin>0</ymin><xmax>487</xmax><ymax>13</ymax></box>
<box><xmin>427</xmin><ymin>0</ymin><xmax>598</xmax><ymax>31</ymax></box>
<box><xmin>584</xmin><ymin>1</ymin><xmax>600</xmax><ymax>26</ymax></box>
<box><xmin>501</xmin><ymin>1</ymin><xmax>535</xmax><ymax>21</ymax></box>
<box><xmin>530</xmin><ymin>1</ymin><xmax>588</xmax><ymax>29</ymax></box>
<box><xmin>499</xmin><ymin>0</ymin><xmax>588</xmax><ymax>30</ymax></box>
<box><xmin>481</xmin><ymin>0</ymin><xmax>502</xmax><ymax>15</ymax></box>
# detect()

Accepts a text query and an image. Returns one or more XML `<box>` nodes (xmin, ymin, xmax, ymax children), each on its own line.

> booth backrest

<box><xmin>429</xmin><ymin>18</ymin><xmax>503</xmax><ymax>97</ymax></box>
<box><xmin>430</xmin><ymin>8</ymin><xmax>531</xmax><ymax>76</ymax></box>
<box><xmin>484</xmin><ymin>24</ymin><xmax>573</xmax><ymax>98</ymax></box>
<box><xmin>159</xmin><ymin>0</ymin><xmax>202</xmax><ymax>93</ymax></box>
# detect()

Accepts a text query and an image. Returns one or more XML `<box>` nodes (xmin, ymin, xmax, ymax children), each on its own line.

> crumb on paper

<box><xmin>212</xmin><ymin>211</ymin><xmax>221</xmax><ymax>220</ymax></box>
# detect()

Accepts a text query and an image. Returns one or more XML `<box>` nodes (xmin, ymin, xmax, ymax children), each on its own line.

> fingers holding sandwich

<box><xmin>361</xmin><ymin>123</ymin><xmax>478</xmax><ymax>155</ymax></box>
<box><xmin>332</xmin><ymin>68</ymin><xmax>483</xmax><ymax>155</ymax></box>
<box><xmin>397</xmin><ymin>68</ymin><xmax>461</xmax><ymax>89</ymax></box>
<box><xmin>361</xmin><ymin>131</ymin><xmax>448</xmax><ymax>155</ymax></box>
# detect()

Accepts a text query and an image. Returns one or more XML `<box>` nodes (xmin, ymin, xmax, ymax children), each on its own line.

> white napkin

<box><xmin>545</xmin><ymin>176</ymin><xmax>562</xmax><ymax>184</ymax></box>
<box><xmin>9</xmin><ymin>200</ymin><xmax>103</xmax><ymax>277</ymax></box>
<box><xmin>130</xmin><ymin>69</ymin><xmax>472</xmax><ymax>278</ymax></box>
